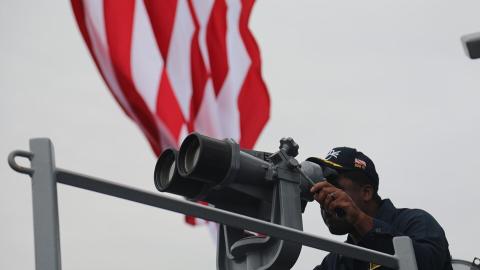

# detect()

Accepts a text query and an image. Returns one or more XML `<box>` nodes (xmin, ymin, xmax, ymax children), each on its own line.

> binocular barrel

<box><xmin>153</xmin><ymin>133</ymin><xmax>272</xmax><ymax>201</ymax></box>
<box><xmin>154</xmin><ymin>132</ymin><xmax>335</xmax><ymax>205</ymax></box>
<box><xmin>154</xmin><ymin>148</ymin><xmax>206</xmax><ymax>199</ymax></box>
<box><xmin>177</xmin><ymin>133</ymin><xmax>234</xmax><ymax>184</ymax></box>
<box><xmin>177</xmin><ymin>133</ymin><xmax>271</xmax><ymax>187</ymax></box>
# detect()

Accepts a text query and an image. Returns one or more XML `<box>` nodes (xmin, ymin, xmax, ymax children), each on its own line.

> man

<box><xmin>308</xmin><ymin>147</ymin><xmax>453</xmax><ymax>270</ymax></box>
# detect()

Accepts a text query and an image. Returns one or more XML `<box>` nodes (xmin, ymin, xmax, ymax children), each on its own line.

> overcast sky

<box><xmin>2</xmin><ymin>1</ymin><xmax>480</xmax><ymax>269</ymax></box>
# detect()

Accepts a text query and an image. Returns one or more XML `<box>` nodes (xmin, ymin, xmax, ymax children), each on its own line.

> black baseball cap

<box><xmin>307</xmin><ymin>147</ymin><xmax>379</xmax><ymax>190</ymax></box>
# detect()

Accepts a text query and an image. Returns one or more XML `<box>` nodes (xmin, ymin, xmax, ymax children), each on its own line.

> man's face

<box><xmin>321</xmin><ymin>176</ymin><xmax>364</xmax><ymax>235</ymax></box>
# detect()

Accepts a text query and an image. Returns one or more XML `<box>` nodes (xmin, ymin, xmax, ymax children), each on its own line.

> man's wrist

<box><xmin>353</xmin><ymin>212</ymin><xmax>374</xmax><ymax>236</ymax></box>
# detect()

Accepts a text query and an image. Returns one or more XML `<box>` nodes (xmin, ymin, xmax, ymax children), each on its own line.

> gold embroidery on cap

<box><xmin>320</xmin><ymin>159</ymin><xmax>343</xmax><ymax>168</ymax></box>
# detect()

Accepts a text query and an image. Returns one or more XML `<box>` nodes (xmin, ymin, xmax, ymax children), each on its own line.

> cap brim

<box><xmin>306</xmin><ymin>157</ymin><xmax>349</xmax><ymax>171</ymax></box>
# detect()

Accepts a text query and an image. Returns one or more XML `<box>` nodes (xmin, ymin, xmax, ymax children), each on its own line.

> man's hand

<box><xmin>310</xmin><ymin>181</ymin><xmax>374</xmax><ymax>236</ymax></box>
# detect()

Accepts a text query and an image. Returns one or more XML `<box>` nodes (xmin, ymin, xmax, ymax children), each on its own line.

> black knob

<box><xmin>279</xmin><ymin>137</ymin><xmax>299</xmax><ymax>157</ymax></box>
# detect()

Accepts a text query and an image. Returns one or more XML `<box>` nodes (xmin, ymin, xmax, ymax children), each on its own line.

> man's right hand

<box><xmin>310</xmin><ymin>181</ymin><xmax>373</xmax><ymax>236</ymax></box>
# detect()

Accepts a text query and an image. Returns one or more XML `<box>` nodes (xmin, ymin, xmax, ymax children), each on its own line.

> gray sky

<box><xmin>1</xmin><ymin>1</ymin><xmax>480</xmax><ymax>269</ymax></box>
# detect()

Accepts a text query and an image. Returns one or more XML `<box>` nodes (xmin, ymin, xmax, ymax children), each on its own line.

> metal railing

<box><xmin>8</xmin><ymin>138</ymin><xmax>418</xmax><ymax>270</ymax></box>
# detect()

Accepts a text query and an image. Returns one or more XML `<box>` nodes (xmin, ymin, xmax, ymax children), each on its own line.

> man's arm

<box><xmin>312</xmin><ymin>253</ymin><xmax>335</xmax><ymax>270</ymax></box>
<box><xmin>311</xmin><ymin>182</ymin><xmax>452</xmax><ymax>270</ymax></box>
<box><xmin>358</xmin><ymin>211</ymin><xmax>451</xmax><ymax>270</ymax></box>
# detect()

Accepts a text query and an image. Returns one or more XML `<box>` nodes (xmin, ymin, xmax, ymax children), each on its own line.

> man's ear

<box><xmin>361</xmin><ymin>184</ymin><xmax>374</xmax><ymax>202</ymax></box>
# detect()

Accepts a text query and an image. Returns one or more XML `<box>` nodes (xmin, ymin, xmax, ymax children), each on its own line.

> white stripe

<box><xmin>191</xmin><ymin>0</ymin><xmax>215</xmax><ymax>71</ymax></box>
<box><xmin>206</xmin><ymin>221</ymin><xmax>219</xmax><ymax>244</ymax></box>
<box><xmin>194</xmin><ymin>80</ymin><xmax>223</xmax><ymax>138</ymax></box>
<box><xmin>83</xmin><ymin>0</ymin><xmax>134</xmax><ymax>116</ymax></box>
<box><xmin>131</xmin><ymin>0</ymin><xmax>163</xmax><ymax>113</ymax></box>
<box><xmin>166</xmin><ymin>0</ymin><xmax>195</xmax><ymax>120</ymax></box>
<box><xmin>178</xmin><ymin>124</ymin><xmax>189</xmax><ymax>145</ymax></box>
<box><xmin>217</xmin><ymin>0</ymin><xmax>251</xmax><ymax>141</ymax></box>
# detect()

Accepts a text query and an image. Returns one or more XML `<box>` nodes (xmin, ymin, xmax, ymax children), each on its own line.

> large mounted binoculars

<box><xmin>154</xmin><ymin>133</ymin><xmax>338</xmax><ymax>270</ymax></box>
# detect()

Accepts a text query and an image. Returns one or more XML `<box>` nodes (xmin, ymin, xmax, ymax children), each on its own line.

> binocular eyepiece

<box><xmin>177</xmin><ymin>133</ymin><xmax>236</xmax><ymax>185</ymax></box>
<box><xmin>154</xmin><ymin>148</ymin><xmax>206</xmax><ymax>199</ymax></box>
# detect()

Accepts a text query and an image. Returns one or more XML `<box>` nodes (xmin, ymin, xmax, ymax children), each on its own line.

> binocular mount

<box><xmin>155</xmin><ymin>133</ymin><xmax>328</xmax><ymax>270</ymax></box>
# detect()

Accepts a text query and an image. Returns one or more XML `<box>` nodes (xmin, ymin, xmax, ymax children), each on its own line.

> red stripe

<box><xmin>184</xmin><ymin>2</ymin><xmax>209</xmax><ymax>225</ymax></box>
<box><xmin>156</xmin><ymin>70</ymin><xmax>184</xmax><ymax>141</ymax></box>
<box><xmin>186</xmin><ymin>0</ymin><xmax>208</xmax><ymax>132</ymax></box>
<box><xmin>206</xmin><ymin>0</ymin><xmax>228</xmax><ymax>95</ymax></box>
<box><xmin>104</xmin><ymin>0</ymin><xmax>163</xmax><ymax>154</ymax></box>
<box><xmin>70</xmin><ymin>0</ymin><xmax>133</xmax><ymax>119</ymax></box>
<box><xmin>144</xmin><ymin>0</ymin><xmax>178</xmax><ymax>61</ymax></box>
<box><xmin>238</xmin><ymin>0</ymin><xmax>270</xmax><ymax>148</ymax></box>
<box><xmin>184</xmin><ymin>201</ymin><xmax>210</xmax><ymax>226</ymax></box>
<box><xmin>184</xmin><ymin>215</ymin><xmax>197</xmax><ymax>226</ymax></box>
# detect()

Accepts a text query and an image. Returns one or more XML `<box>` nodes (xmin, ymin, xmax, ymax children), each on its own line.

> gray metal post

<box><xmin>393</xmin><ymin>236</ymin><xmax>418</xmax><ymax>270</ymax></box>
<box><xmin>29</xmin><ymin>138</ymin><xmax>62</xmax><ymax>270</ymax></box>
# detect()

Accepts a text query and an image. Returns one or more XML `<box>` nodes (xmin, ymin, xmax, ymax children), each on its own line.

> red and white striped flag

<box><xmin>71</xmin><ymin>0</ymin><xmax>270</xmax><ymax>227</ymax></box>
<box><xmin>71</xmin><ymin>0</ymin><xmax>270</xmax><ymax>158</ymax></box>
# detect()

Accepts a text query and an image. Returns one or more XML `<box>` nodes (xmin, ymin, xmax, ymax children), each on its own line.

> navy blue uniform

<box><xmin>314</xmin><ymin>199</ymin><xmax>453</xmax><ymax>270</ymax></box>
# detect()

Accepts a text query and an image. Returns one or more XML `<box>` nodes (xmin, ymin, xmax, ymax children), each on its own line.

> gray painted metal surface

<box><xmin>8</xmin><ymin>138</ymin><xmax>419</xmax><ymax>270</ymax></box>
<box><xmin>9</xmin><ymin>138</ymin><xmax>62</xmax><ymax>270</ymax></box>
<box><xmin>393</xmin><ymin>237</ymin><xmax>418</xmax><ymax>270</ymax></box>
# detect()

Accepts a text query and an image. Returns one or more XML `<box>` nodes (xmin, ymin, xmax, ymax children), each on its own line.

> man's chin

<box><xmin>321</xmin><ymin>209</ymin><xmax>353</xmax><ymax>235</ymax></box>
<box><xmin>328</xmin><ymin>226</ymin><xmax>350</xmax><ymax>235</ymax></box>
<box><xmin>325</xmin><ymin>219</ymin><xmax>353</xmax><ymax>235</ymax></box>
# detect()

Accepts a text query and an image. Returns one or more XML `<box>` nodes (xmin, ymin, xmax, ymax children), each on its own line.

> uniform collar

<box><xmin>374</xmin><ymin>199</ymin><xmax>397</xmax><ymax>223</ymax></box>
<box><xmin>345</xmin><ymin>199</ymin><xmax>396</xmax><ymax>244</ymax></box>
